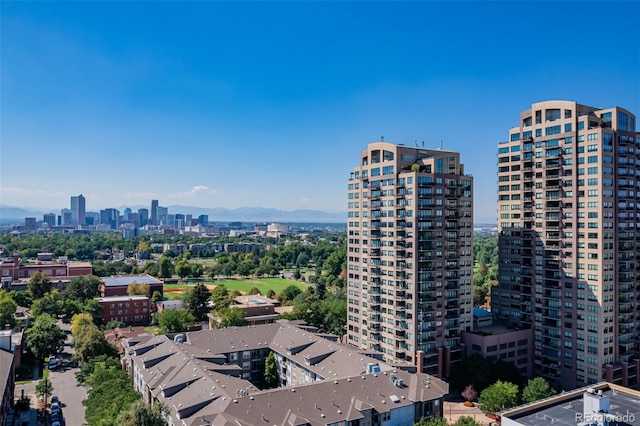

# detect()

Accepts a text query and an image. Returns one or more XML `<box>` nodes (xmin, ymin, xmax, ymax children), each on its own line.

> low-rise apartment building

<box><xmin>122</xmin><ymin>322</ymin><xmax>448</xmax><ymax>426</ymax></box>
<box><xmin>95</xmin><ymin>295</ymin><xmax>150</xmax><ymax>325</ymax></box>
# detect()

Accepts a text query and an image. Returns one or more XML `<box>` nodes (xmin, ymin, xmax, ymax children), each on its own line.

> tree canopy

<box><xmin>521</xmin><ymin>377</ymin><xmax>556</xmax><ymax>404</ymax></box>
<box><xmin>28</xmin><ymin>271</ymin><xmax>52</xmax><ymax>299</ymax></box>
<box><xmin>0</xmin><ymin>290</ymin><xmax>18</xmax><ymax>329</ymax></box>
<box><xmin>478</xmin><ymin>380</ymin><xmax>519</xmax><ymax>415</ymax></box>
<box><xmin>157</xmin><ymin>309</ymin><xmax>195</xmax><ymax>333</ymax></box>
<box><xmin>25</xmin><ymin>313</ymin><xmax>66</xmax><ymax>360</ymax></box>
<box><xmin>183</xmin><ymin>283</ymin><xmax>212</xmax><ymax>321</ymax></box>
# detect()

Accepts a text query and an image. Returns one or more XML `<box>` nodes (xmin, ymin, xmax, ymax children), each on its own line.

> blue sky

<box><xmin>1</xmin><ymin>1</ymin><xmax>638</xmax><ymax>222</ymax></box>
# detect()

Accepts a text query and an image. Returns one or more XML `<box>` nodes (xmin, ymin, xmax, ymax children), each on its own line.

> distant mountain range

<box><xmin>0</xmin><ymin>204</ymin><xmax>347</xmax><ymax>224</ymax></box>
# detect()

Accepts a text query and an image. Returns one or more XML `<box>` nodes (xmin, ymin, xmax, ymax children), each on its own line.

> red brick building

<box><xmin>95</xmin><ymin>296</ymin><xmax>151</xmax><ymax>325</ymax></box>
<box><xmin>0</xmin><ymin>255</ymin><xmax>92</xmax><ymax>289</ymax></box>
<box><xmin>99</xmin><ymin>274</ymin><xmax>163</xmax><ymax>297</ymax></box>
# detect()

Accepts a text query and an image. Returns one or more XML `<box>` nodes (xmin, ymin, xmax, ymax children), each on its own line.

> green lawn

<box><xmin>213</xmin><ymin>277</ymin><xmax>309</xmax><ymax>294</ymax></box>
<box><xmin>163</xmin><ymin>277</ymin><xmax>310</xmax><ymax>298</ymax></box>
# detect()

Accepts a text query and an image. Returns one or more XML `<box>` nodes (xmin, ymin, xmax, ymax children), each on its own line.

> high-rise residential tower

<box><xmin>347</xmin><ymin>141</ymin><xmax>474</xmax><ymax>377</ymax></box>
<box><xmin>70</xmin><ymin>194</ymin><xmax>86</xmax><ymax>226</ymax></box>
<box><xmin>492</xmin><ymin>100</ymin><xmax>638</xmax><ymax>389</ymax></box>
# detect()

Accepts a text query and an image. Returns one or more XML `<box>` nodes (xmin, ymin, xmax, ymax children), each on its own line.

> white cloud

<box><xmin>299</xmin><ymin>197</ymin><xmax>310</xmax><ymax>203</ymax></box>
<box><xmin>168</xmin><ymin>185</ymin><xmax>217</xmax><ymax>198</ymax></box>
<box><xmin>0</xmin><ymin>187</ymin><xmax>66</xmax><ymax>197</ymax></box>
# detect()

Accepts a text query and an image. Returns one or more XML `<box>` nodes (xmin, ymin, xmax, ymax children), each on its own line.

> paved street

<box><xmin>48</xmin><ymin>321</ymin><xmax>87</xmax><ymax>426</ymax></box>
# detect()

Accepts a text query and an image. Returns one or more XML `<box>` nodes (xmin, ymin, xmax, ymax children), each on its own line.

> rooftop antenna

<box><xmin>440</xmin><ymin>140</ymin><xmax>443</xmax><ymax>150</ymax></box>
<box><xmin>415</xmin><ymin>141</ymin><xmax>418</xmax><ymax>147</ymax></box>
<box><xmin>422</xmin><ymin>141</ymin><xmax>425</xmax><ymax>147</ymax></box>
<box><xmin>381</xmin><ymin>136</ymin><xmax>384</xmax><ymax>141</ymax></box>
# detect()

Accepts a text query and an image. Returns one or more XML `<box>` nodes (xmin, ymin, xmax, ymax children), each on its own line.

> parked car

<box><xmin>50</xmin><ymin>402</ymin><xmax>60</xmax><ymax>414</ymax></box>
<box><xmin>51</xmin><ymin>395</ymin><xmax>59</xmax><ymax>404</ymax></box>
<box><xmin>51</xmin><ymin>422</ymin><xmax>61</xmax><ymax>426</ymax></box>
<box><xmin>48</xmin><ymin>357</ymin><xmax>58</xmax><ymax>370</ymax></box>
<box><xmin>51</xmin><ymin>412</ymin><xmax>61</xmax><ymax>422</ymax></box>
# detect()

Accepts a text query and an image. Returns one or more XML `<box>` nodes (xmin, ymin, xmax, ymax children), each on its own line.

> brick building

<box><xmin>95</xmin><ymin>295</ymin><xmax>151</xmax><ymax>325</ymax></box>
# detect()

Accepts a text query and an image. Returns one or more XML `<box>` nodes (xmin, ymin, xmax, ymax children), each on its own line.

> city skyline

<box><xmin>2</xmin><ymin>2</ymin><xmax>639</xmax><ymax>223</ymax></box>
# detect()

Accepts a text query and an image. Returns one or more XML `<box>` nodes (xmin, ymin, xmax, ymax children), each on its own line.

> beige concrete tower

<box><xmin>492</xmin><ymin>101</ymin><xmax>638</xmax><ymax>389</ymax></box>
<box><xmin>347</xmin><ymin>141</ymin><xmax>474</xmax><ymax>377</ymax></box>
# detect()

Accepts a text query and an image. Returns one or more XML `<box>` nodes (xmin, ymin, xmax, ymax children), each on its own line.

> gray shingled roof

<box><xmin>0</xmin><ymin>349</ymin><xmax>13</xmax><ymax>409</ymax></box>
<box><xmin>125</xmin><ymin>322</ymin><xmax>448</xmax><ymax>426</ymax></box>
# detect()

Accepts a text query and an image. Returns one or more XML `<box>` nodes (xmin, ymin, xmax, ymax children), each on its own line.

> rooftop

<box><xmin>501</xmin><ymin>383</ymin><xmax>640</xmax><ymax>426</ymax></box>
<box><xmin>95</xmin><ymin>295</ymin><xmax>149</xmax><ymax>303</ymax></box>
<box><xmin>124</xmin><ymin>321</ymin><xmax>447</xmax><ymax>425</ymax></box>
<box><xmin>101</xmin><ymin>274</ymin><xmax>163</xmax><ymax>286</ymax></box>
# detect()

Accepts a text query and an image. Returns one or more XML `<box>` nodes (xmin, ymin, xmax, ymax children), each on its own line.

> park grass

<box><xmin>213</xmin><ymin>277</ymin><xmax>309</xmax><ymax>294</ymax></box>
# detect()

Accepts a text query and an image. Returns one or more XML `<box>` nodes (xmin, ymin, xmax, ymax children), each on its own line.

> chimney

<box><xmin>13</xmin><ymin>254</ymin><xmax>19</xmax><ymax>265</ymax></box>
<box><xmin>416</xmin><ymin>350</ymin><xmax>424</xmax><ymax>373</ymax></box>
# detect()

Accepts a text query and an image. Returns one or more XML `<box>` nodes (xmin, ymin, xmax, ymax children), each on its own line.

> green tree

<box><xmin>127</xmin><ymin>282</ymin><xmax>150</xmax><ymax>297</ymax></box>
<box><xmin>248</xmin><ymin>287</ymin><xmax>261</xmax><ymax>295</ymax></box>
<box><xmin>263</xmin><ymin>352</ymin><xmax>278</xmax><ymax>389</ymax></box>
<box><xmin>83</xmin><ymin>299</ymin><xmax>104</xmax><ymax>325</ymax></box>
<box><xmin>63</xmin><ymin>275</ymin><xmax>102</xmax><ymax>302</ymax></box>
<box><xmin>73</xmin><ymin>321</ymin><xmax>117</xmax><ymax>361</ymax></box>
<box><xmin>61</xmin><ymin>298</ymin><xmax>84</xmax><ymax>321</ymax></box>
<box><xmin>323</xmin><ymin>247</ymin><xmax>346</xmax><ymax>278</ymax></box>
<box><xmin>293</xmin><ymin>267</ymin><xmax>302</xmax><ymax>280</ymax></box>
<box><xmin>151</xmin><ymin>290</ymin><xmax>164</xmax><ymax>304</ymax></box>
<box><xmin>277</xmin><ymin>285</ymin><xmax>302</xmax><ymax>305</ymax></box>
<box><xmin>158</xmin><ymin>256</ymin><xmax>173</xmax><ymax>279</ymax></box>
<box><xmin>115</xmin><ymin>400</ymin><xmax>166</xmax><ymax>426</ymax></box>
<box><xmin>211</xmin><ymin>285</ymin><xmax>233</xmax><ymax>310</ymax></box>
<box><xmin>216</xmin><ymin>307</ymin><xmax>245</xmax><ymax>328</ymax></box>
<box><xmin>84</xmin><ymin>365</ymin><xmax>140</xmax><ymax>425</ymax></box>
<box><xmin>75</xmin><ymin>354</ymin><xmax>122</xmax><ymax>385</ymax></box>
<box><xmin>174</xmin><ymin>258</ymin><xmax>192</xmax><ymax>279</ymax></box>
<box><xmin>143</xmin><ymin>261</ymin><xmax>159</xmax><ymax>277</ymax></box>
<box><xmin>453</xmin><ymin>417</ymin><xmax>483</xmax><ymax>426</ymax></box>
<box><xmin>28</xmin><ymin>271</ymin><xmax>52</xmax><ymax>299</ymax></box>
<box><xmin>478</xmin><ymin>380</ymin><xmax>519</xmax><ymax>415</ymax></box>
<box><xmin>35</xmin><ymin>377</ymin><xmax>53</xmax><ymax>401</ymax></box>
<box><xmin>183</xmin><ymin>283</ymin><xmax>212</xmax><ymax>321</ymax></box>
<box><xmin>157</xmin><ymin>309</ymin><xmax>195</xmax><ymax>333</ymax></box>
<box><xmin>414</xmin><ymin>417</ymin><xmax>447</xmax><ymax>426</ymax></box>
<box><xmin>71</xmin><ymin>312</ymin><xmax>95</xmax><ymax>335</ymax></box>
<box><xmin>521</xmin><ymin>377</ymin><xmax>556</xmax><ymax>404</ymax></box>
<box><xmin>265</xmin><ymin>289</ymin><xmax>276</xmax><ymax>299</ymax></box>
<box><xmin>191</xmin><ymin>263</ymin><xmax>204</xmax><ymax>279</ymax></box>
<box><xmin>31</xmin><ymin>290</ymin><xmax>62</xmax><ymax>318</ymax></box>
<box><xmin>25</xmin><ymin>313</ymin><xmax>66</xmax><ymax>360</ymax></box>
<box><xmin>9</xmin><ymin>290</ymin><xmax>32</xmax><ymax>308</ymax></box>
<box><xmin>0</xmin><ymin>290</ymin><xmax>18</xmax><ymax>329</ymax></box>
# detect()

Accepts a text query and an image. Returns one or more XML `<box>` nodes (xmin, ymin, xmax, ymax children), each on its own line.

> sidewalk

<box><xmin>443</xmin><ymin>400</ymin><xmax>490</xmax><ymax>425</ymax></box>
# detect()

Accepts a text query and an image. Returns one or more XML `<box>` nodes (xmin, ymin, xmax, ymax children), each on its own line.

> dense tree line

<box><xmin>472</xmin><ymin>235</ymin><xmax>498</xmax><ymax>306</ymax></box>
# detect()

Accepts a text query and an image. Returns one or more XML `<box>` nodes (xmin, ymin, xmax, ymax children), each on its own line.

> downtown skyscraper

<box><xmin>492</xmin><ymin>101</ymin><xmax>639</xmax><ymax>389</ymax></box>
<box><xmin>347</xmin><ymin>141</ymin><xmax>473</xmax><ymax>377</ymax></box>
<box><xmin>70</xmin><ymin>194</ymin><xmax>86</xmax><ymax>227</ymax></box>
